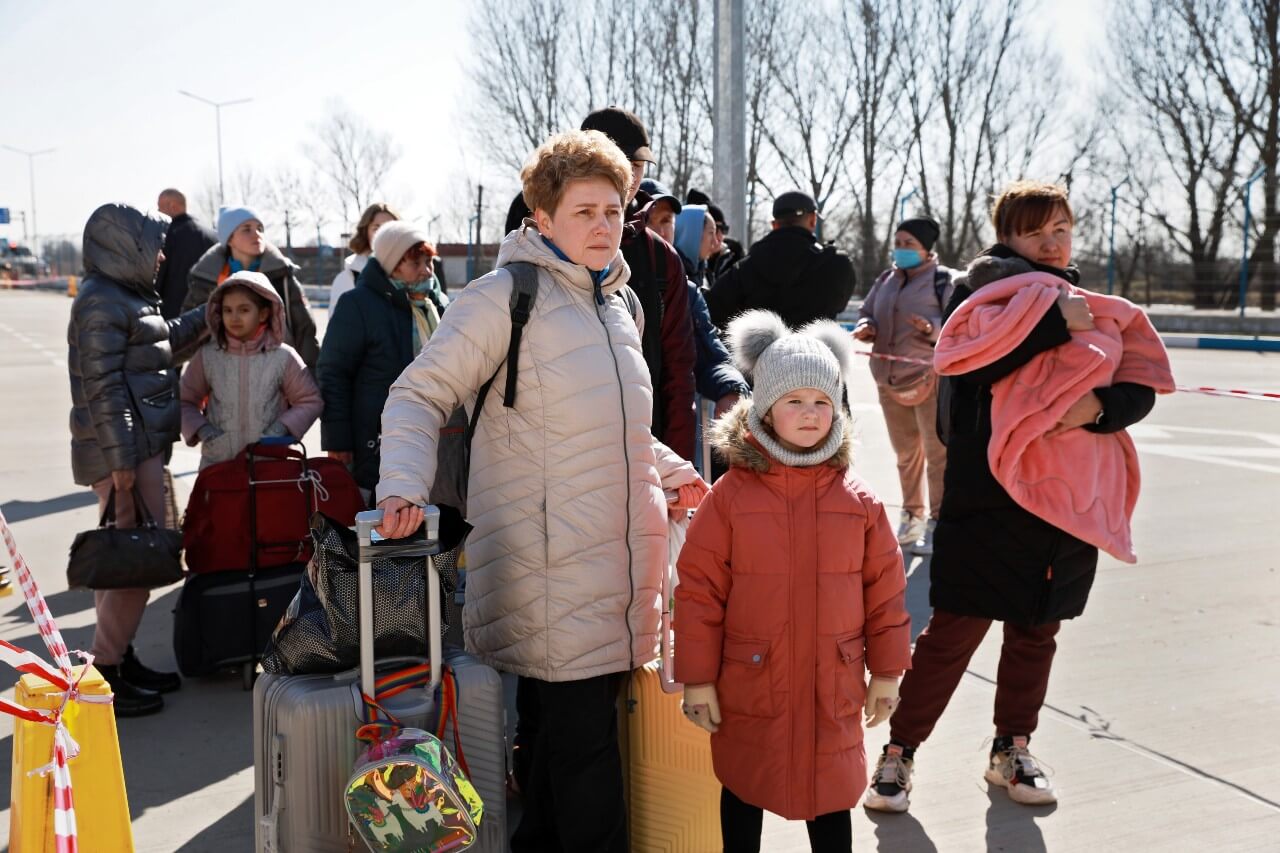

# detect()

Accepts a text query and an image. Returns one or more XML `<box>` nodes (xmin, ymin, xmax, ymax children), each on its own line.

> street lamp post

<box><xmin>1239</xmin><ymin>165</ymin><xmax>1267</xmax><ymax>318</ymax></box>
<box><xmin>178</xmin><ymin>90</ymin><xmax>252</xmax><ymax>208</ymax></box>
<box><xmin>2</xmin><ymin>145</ymin><xmax>55</xmax><ymax>255</ymax></box>
<box><xmin>1107</xmin><ymin>177</ymin><xmax>1130</xmax><ymax>296</ymax></box>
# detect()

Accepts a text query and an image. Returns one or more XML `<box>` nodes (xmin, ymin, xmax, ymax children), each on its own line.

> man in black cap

<box><xmin>702</xmin><ymin>189</ymin><xmax>857</xmax><ymax>329</ymax></box>
<box><xmin>853</xmin><ymin>215</ymin><xmax>953</xmax><ymax>556</ymax></box>
<box><xmin>579</xmin><ymin>106</ymin><xmax>697</xmax><ymax>460</ymax></box>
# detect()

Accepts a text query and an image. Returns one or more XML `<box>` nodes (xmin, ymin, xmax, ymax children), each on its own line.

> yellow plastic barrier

<box><xmin>8</xmin><ymin>665</ymin><xmax>134</xmax><ymax>852</ymax></box>
<box><xmin>66</xmin><ymin>276</ymin><xmax>77</xmax><ymax>298</ymax></box>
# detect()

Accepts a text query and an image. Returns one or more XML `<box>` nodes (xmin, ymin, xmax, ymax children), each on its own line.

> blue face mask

<box><xmin>893</xmin><ymin>248</ymin><xmax>925</xmax><ymax>269</ymax></box>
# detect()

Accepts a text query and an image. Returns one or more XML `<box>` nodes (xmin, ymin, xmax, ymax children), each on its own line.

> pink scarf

<box><xmin>934</xmin><ymin>273</ymin><xmax>1175</xmax><ymax>562</ymax></box>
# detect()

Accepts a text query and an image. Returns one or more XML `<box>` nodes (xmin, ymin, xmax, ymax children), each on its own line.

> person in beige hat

<box><xmin>317</xmin><ymin>220</ymin><xmax>448</xmax><ymax>496</ymax></box>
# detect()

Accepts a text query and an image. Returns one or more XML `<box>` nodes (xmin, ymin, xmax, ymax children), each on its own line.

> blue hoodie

<box><xmin>674</xmin><ymin>204</ymin><xmax>709</xmax><ymax>279</ymax></box>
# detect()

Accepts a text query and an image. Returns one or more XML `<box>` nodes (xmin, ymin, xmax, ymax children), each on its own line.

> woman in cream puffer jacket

<box><xmin>378</xmin><ymin>214</ymin><xmax>700</xmax><ymax>683</ymax></box>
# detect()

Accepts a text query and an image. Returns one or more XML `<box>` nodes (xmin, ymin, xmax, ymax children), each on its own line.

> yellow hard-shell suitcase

<box><xmin>8</xmin><ymin>665</ymin><xmax>134</xmax><ymax>853</ymax></box>
<box><xmin>621</xmin><ymin>515</ymin><xmax>722</xmax><ymax>853</ymax></box>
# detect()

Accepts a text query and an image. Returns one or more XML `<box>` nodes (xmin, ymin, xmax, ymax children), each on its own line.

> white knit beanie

<box><xmin>372</xmin><ymin>221</ymin><xmax>431</xmax><ymax>275</ymax></box>
<box><xmin>727</xmin><ymin>310</ymin><xmax>855</xmax><ymax>466</ymax></box>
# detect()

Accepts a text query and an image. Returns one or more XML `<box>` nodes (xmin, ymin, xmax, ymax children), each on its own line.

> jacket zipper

<box><xmin>594</xmin><ymin>277</ymin><xmax>637</xmax><ymax>672</ymax></box>
<box><xmin>239</xmin><ymin>349</ymin><xmax>250</xmax><ymax>451</ymax></box>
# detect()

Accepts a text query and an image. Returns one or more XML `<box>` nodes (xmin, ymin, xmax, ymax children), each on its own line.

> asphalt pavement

<box><xmin>0</xmin><ymin>290</ymin><xmax>1277</xmax><ymax>852</ymax></box>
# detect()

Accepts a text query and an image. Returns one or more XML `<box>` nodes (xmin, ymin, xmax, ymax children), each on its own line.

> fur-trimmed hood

<box><xmin>710</xmin><ymin>397</ymin><xmax>854</xmax><ymax>472</ymax></box>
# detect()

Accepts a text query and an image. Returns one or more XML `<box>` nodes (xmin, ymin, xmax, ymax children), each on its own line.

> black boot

<box><xmin>97</xmin><ymin>664</ymin><xmax>164</xmax><ymax>717</ymax></box>
<box><xmin>120</xmin><ymin>646</ymin><xmax>182</xmax><ymax>694</ymax></box>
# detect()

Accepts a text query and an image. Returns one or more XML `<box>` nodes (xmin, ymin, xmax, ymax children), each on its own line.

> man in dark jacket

<box><xmin>155</xmin><ymin>189</ymin><xmax>215</xmax><ymax>319</ymax></box>
<box><xmin>68</xmin><ymin>203</ymin><xmax>208</xmax><ymax>716</ymax></box>
<box><xmin>703</xmin><ymin>190</ymin><xmax>857</xmax><ymax>329</ymax></box>
<box><xmin>581</xmin><ymin>107</ymin><xmax>697</xmax><ymax>460</ymax></box>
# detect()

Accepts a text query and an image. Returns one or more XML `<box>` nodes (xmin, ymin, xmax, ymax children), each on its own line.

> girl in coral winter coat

<box><xmin>674</xmin><ymin>310</ymin><xmax>912</xmax><ymax>852</ymax></box>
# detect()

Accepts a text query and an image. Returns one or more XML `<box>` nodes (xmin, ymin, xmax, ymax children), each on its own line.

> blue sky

<box><xmin>0</xmin><ymin>0</ymin><xmax>1106</xmax><ymax>249</ymax></box>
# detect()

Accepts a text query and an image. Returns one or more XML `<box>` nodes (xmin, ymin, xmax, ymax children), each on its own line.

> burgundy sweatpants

<box><xmin>890</xmin><ymin>608</ymin><xmax>1060</xmax><ymax>748</ymax></box>
<box><xmin>88</xmin><ymin>453</ymin><xmax>165</xmax><ymax>665</ymax></box>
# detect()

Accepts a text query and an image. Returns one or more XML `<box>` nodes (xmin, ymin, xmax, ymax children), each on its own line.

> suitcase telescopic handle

<box><xmin>354</xmin><ymin>508</ymin><xmax>443</xmax><ymax>706</ymax></box>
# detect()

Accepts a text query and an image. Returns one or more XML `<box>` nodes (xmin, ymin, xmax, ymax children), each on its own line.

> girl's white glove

<box><xmin>864</xmin><ymin>676</ymin><xmax>900</xmax><ymax>727</ymax></box>
<box><xmin>681</xmin><ymin>683</ymin><xmax>721</xmax><ymax>733</ymax></box>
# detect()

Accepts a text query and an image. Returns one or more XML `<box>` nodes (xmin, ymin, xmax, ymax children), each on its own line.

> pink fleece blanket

<box><xmin>934</xmin><ymin>273</ymin><xmax>1175</xmax><ymax>562</ymax></box>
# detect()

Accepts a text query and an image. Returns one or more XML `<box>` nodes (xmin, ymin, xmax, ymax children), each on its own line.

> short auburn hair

<box><xmin>990</xmin><ymin>180</ymin><xmax>1074</xmax><ymax>240</ymax></box>
<box><xmin>520</xmin><ymin>130</ymin><xmax>631</xmax><ymax>217</ymax></box>
<box><xmin>348</xmin><ymin>203</ymin><xmax>401</xmax><ymax>255</ymax></box>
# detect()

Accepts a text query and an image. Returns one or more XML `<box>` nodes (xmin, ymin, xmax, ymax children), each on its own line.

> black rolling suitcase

<box><xmin>173</xmin><ymin>562</ymin><xmax>303</xmax><ymax>685</ymax></box>
<box><xmin>173</xmin><ymin>436</ymin><xmax>308</xmax><ymax>688</ymax></box>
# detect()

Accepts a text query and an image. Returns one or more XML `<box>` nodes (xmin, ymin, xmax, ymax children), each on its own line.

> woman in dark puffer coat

<box><xmin>68</xmin><ymin>202</ymin><xmax>209</xmax><ymax>716</ymax></box>
<box><xmin>317</xmin><ymin>222</ymin><xmax>448</xmax><ymax>496</ymax></box>
<box><xmin>864</xmin><ymin>181</ymin><xmax>1170</xmax><ymax>815</ymax></box>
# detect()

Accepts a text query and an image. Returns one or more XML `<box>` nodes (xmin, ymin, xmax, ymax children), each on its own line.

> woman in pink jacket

<box><xmin>675</xmin><ymin>310</ymin><xmax>911</xmax><ymax>852</ymax></box>
<box><xmin>180</xmin><ymin>271</ymin><xmax>322</xmax><ymax>467</ymax></box>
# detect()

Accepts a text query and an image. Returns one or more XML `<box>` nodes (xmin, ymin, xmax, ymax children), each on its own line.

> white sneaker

<box><xmin>897</xmin><ymin>512</ymin><xmax>926</xmax><ymax>547</ymax></box>
<box><xmin>912</xmin><ymin>519</ymin><xmax>938</xmax><ymax>556</ymax></box>
<box><xmin>863</xmin><ymin>744</ymin><xmax>913</xmax><ymax>813</ymax></box>
<box><xmin>985</xmin><ymin>735</ymin><xmax>1057</xmax><ymax>805</ymax></box>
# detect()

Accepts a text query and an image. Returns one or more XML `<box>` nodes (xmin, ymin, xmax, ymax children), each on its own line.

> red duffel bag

<box><xmin>182</xmin><ymin>439</ymin><xmax>366</xmax><ymax>573</ymax></box>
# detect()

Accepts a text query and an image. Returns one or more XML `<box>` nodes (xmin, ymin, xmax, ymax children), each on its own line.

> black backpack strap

<box><xmin>466</xmin><ymin>262</ymin><xmax>540</xmax><ymax>452</ymax></box>
<box><xmin>501</xmin><ymin>262</ymin><xmax>539</xmax><ymax>408</ymax></box>
<box><xmin>463</xmin><ymin>258</ymin><xmax>537</xmax><ymax>481</ymax></box>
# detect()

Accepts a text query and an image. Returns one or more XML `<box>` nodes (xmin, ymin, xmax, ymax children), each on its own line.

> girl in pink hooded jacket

<box><xmin>180</xmin><ymin>271</ymin><xmax>322</xmax><ymax>468</ymax></box>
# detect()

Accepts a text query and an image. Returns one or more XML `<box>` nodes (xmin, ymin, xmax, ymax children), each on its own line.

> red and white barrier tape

<box><xmin>0</xmin><ymin>508</ymin><xmax>108</xmax><ymax>853</ymax></box>
<box><xmin>1172</xmin><ymin>386</ymin><xmax>1280</xmax><ymax>402</ymax></box>
<box><xmin>852</xmin><ymin>350</ymin><xmax>1279</xmax><ymax>402</ymax></box>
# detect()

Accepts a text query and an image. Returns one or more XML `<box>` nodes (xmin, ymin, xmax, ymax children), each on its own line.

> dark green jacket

<box><xmin>317</xmin><ymin>258</ymin><xmax>446</xmax><ymax>490</ymax></box>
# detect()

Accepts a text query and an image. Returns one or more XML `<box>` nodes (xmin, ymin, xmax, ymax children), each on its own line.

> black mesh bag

<box><xmin>261</xmin><ymin>512</ymin><xmax>460</xmax><ymax>674</ymax></box>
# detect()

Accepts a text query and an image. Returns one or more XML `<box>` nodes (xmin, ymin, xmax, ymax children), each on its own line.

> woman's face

<box><xmin>1001</xmin><ymin>207</ymin><xmax>1073</xmax><ymax>268</ymax></box>
<box><xmin>893</xmin><ymin>231</ymin><xmax>927</xmax><ymax>253</ymax></box>
<box><xmin>393</xmin><ymin>244</ymin><xmax>434</xmax><ymax>287</ymax></box>
<box><xmin>649</xmin><ymin>199</ymin><xmax>677</xmax><ymax>245</ymax></box>
<box><xmin>365</xmin><ymin>211</ymin><xmax>396</xmax><ymax>252</ymax></box>
<box><xmin>699</xmin><ymin>212</ymin><xmax>718</xmax><ymax>260</ymax></box>
<box><xmin>627</xmin><ymin>161</ymin><xmax>646</xmax><ymax>204</ymax></box>
<box><xmin>535</xmin><ymin>177</ymin><xmax>624</xmax><ymax>270</ymax></box>
<box><xmin>228</xmin><ymin>219</ymin><xmax>266</xmax><ymax>259</ymax></box>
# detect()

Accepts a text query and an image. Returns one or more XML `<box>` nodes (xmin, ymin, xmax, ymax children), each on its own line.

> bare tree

<box><xmin>899</xmin><ymin>0</ymin><xmax>1046</xmax><ymax>264</ymax></box>
<box><xmin>228</xmin><ymin>166</ymin><xmax>267</xmax><ymax>209</ymax></box>
<box><xmin>1111</xmin><ymin>0</ymin><xmax>1258</xmax><ymax>307</ymax></box>
<box><xmin>761</xmin><ymin>6</ymin><xmax>861</xmax><ymax>241</ymax></box>
<box><xmin>1182</xmin><ymin>0</ymin><xmax>1280</xmax><ymax>309</ymax></box>
<box><xmin>650</xmin><ymin>0</ymin><xmax>715</xmax><ymax>197</ymax></box>
<box><xmin>307</xmin><ymin>101</ymin><xmax>400</xmax><ymax>227</ymax></box>
<box><xmin>742</xmin><ymin>0</ymin><xmax>783</xmax><ymax>242</ymax></box>
<box><xmin>266</xmin><ymin>167</ymin><xmax>319</xmax><ymax>250</ymax></box>
<box><xmin>468</xmin><ymin>0</ymin><xmax>577</xmax><ymax>171</ymax></box>
<box><xmin>841</xmin><ymin>0</ymin><xmax>903</xmax><ymax>289</ymax></box>
<box><xmin>192</xmin><ymin>172</ymin><xmax>221</xmax><ymax>231</ymax></box>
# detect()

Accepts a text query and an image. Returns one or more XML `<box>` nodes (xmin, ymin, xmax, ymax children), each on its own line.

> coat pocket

<box><xmin>718</xmin><ymin>636</ymin><xmax>776</xmax><ymax>718</ymax></box>
<box><xmin>833</xmin><ymin>634</ymin><xmax>865</xmax><ymax>719</ymax></box>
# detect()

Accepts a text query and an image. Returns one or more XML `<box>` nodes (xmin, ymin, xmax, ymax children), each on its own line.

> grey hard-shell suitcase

<box><xmin>252</xmin><ymin>508</ymin><xmax>508</xmax><ymax>852</ymax></box>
